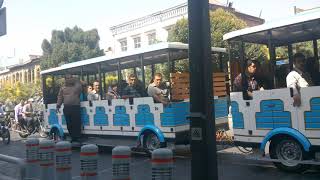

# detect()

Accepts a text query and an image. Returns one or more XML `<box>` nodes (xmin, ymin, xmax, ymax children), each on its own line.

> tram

<box><xmin>40</xmin><ymin>42</ymin><xmax>228</xmax><ymax>153</ymax></box>
<box><xmin>224</xmin><ymin>9</ymin><xmax>320</xmax><ymax>172</ymax></box>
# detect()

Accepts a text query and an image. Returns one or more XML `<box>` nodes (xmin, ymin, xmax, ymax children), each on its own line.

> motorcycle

<box><xmin>11</xmin><ymin>111</ymin><xmax>48</xmax><ymax>138</ymax></box>
<box><xmin>0</xmin><ymin>114</ymin><xmax>10</xmax><ymax>144</ymax></box>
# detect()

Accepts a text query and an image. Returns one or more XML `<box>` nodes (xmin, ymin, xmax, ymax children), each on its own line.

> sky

<box><xmin>0</xmin><ymin>0</ymin><xmax>320</xmax><ymax>66</ymax></box>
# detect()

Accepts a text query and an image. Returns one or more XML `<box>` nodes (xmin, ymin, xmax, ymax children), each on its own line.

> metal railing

<box><xmin>0</xmin><ymin>154</ymin><xmax>26</xmax><ymax>180</ymax></box>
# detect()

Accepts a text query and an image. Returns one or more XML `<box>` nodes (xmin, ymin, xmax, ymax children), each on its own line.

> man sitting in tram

<box><xmin>87</xmin><ymin>80</ymin><xmax>100</xmax><ymax>101</ymax></box>
<box><xmin>147</xmin><ymin>73</ymin><xmax>169</xmax><ymax>105</ymax></box>
<box><xmin>106</xmin><ymin>83</ymin><xmax>120</xmax><ymax>99</ymax></box>
<box><xmin>122</xmin><ymin>74</ymin><xmax>147</xmax><ymax>98</ymax></box>
<box><xmin>233</xmin><ymin>60</ymin><xmax>261</xmax><ymax>99</ymax></box>
<box><xmin>286</xmin><ymin>53</ymin><xmax>313</xmax><ymax>107</ymax></box>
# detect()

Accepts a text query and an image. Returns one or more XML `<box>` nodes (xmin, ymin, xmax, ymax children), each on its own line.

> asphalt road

<box><xmin>0</xmin><ymin>131</ymin><xmax>319</xmax><ymax>180</ymax></box>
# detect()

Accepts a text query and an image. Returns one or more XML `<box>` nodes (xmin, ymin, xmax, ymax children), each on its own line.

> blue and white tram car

<box><xmin>40</xmin><ymin>42</ymin><xmax>228</xmax><ymax>152</ymax></box>
<box><xmin>224</xmin><ymin>9</ymin><xmax>320</xmax><ymax>172</ymax></box>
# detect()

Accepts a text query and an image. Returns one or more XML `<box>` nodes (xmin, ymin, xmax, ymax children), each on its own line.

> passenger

<box><xmin>122</xmin><ymin>74</ymin><xmax>147</xmax><ymax>97</ymax></box>
<box><xmin>305</xmin><ymin>57</ymin><xmax>320</xmax><ymax>86</ymax></box>
<box><xmin>22</xmin><ymin>98</ymin><xmax>34</xmax><ymax>129</ymax></box>
<box><xmin>233</xmin><ymin>60</ymin><xmax>261</xmax><ymax>98</ymax></box>
<box><xmin>286</xmin><ymin>53</ymin><xmax>313</xmax><ymax>107</ymax></box>
<box><xmin>147</xmin><ymin>73</ymin><xmax>169</xmax><ymax>105</ymax></box>
<box><xmin>56</xmin><ymin>74</ymin><xmax>82</xmax><ymax>144</ymax></box>
<box><xmin>14</xmin><ymin>100</ymin><xmax>24</xmax><ymax>126</ymax></box>
<box><xmin>87</xmin><ymin>84</ymin><xmax>93</xmax><ymax>94</ymax></box>
<box><xmin>106</xmin><ymin>83</ymin><xmax>120</xmax><ymax>99</ymax></box>
<box><xmin>87</xmin><ymin>80</ymin><xmax>100</xmax><ymax>101</ymax></box>
<box><xmin>80</xmin><ymin>81</ymin><xmax>89</xmax><ymax>101</ymax></box>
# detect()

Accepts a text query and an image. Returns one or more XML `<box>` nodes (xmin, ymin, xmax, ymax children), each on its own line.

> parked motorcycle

<box><xmin>11</xmin><ymin>111</ymin><xmax>47</xmax><ymax>138</ymax></box>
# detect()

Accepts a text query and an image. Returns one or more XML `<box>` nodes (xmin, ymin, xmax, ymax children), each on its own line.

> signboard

<box><xmin>191</xmin><ymin>127</ymin><xmax>202</xmax><ymax>141</ymax></box>
<box><xmin>0</xmin><ymin>7</ymin><xmax>6</xmax><ymax>37</ymax></box>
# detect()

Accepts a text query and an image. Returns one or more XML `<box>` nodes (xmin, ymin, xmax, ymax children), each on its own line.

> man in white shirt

<box><xmin>87</xmin><ymin>81</ymin><xmax>101</xmax><ymax>101</ymax></box>
<box><xmin>286</xmin><ymin>53</ymin><xmax>313</xmax><ymax>107</ymax></box>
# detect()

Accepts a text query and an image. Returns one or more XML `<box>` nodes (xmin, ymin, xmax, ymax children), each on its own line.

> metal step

<box><xmin>246</xmin><ymin>153</ymin><xmax>320</xmax><ymax>165</ymax></box>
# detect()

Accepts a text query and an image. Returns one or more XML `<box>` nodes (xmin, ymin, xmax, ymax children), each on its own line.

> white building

<box><xmin>109</xmin><ymin>0</ymin><xmax>264</xmax><ymax>54</ymax></box>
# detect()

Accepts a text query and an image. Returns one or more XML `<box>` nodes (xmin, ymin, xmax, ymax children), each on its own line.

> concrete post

<box><xmin>39</xmin><ymin>139</ymin><xmax>55</xmax><ymax>180</ymax></box>
<box><xmin>25</xmin><ymin>138</ymin><xmax>39</xmax><ymax>179</ymax></box>
<box><xmin>151</xmin><ymin>148</ymin><xmax>173</xmax><ymax>180</ymax></box>
<box><xmin>80</xmin><ymin>144</ymin><xmax>98</xmax><ymax>180</ymax></box>
<box><xmin>112</xmin><ymin>146</ymin><xmax>131</xmax><ymax>180</ymax></box>
<box><xmin>55</xmin><ymin>141</ymin><xmax>72</xmax><ymax>180</ymax></box>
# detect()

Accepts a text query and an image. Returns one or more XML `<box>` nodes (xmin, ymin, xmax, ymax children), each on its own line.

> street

<box><xmin>0</xmin><ymin>132</ymin><xmax>319</xmax><ymax>180</ymax></box>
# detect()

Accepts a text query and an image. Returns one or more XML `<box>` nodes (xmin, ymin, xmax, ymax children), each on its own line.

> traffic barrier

<box><xmin>80</xmin><ymin>144</ymin><xmax>98</xmax><ymax>180</ymax></box>
<box><xmin>25</xmin><ymin>138</ymin><xmax>39</xmax><ymax>180</ymax></box>
<box><xmin>151</xmin><ymin>148</ymin><xmax>173</xmax><ymax>180</ymax></box>
<box><xmin>55</xmin><ymin>141</ymin><xmax>72</xmax><ymax>180</ymax></box>
<box><xmin>39</xmin><ymin>139</ymin><xmax>55</xmax><ymax>180</ymax></box>
<box><xmin>112</xmin><ymin>146</ymin><xmax>131</xmax><ymax>180</ymax></box>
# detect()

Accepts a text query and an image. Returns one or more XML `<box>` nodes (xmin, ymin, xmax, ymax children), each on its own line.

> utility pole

<box><xmin>0</xmin><ymin>0</ymin><xmax>6</xmax><ymax>37</ymax></box>
<box><xmin>188</xmin><ymin>0</ymin><xmax>218</xmax><ymax>180</ymax></box>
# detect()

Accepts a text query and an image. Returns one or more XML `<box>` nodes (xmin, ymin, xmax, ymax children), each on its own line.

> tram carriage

<box><xmin>40</xmin><ymin>42</ymin><xmax>228</xmax><ymax>153</ymax></box>
<box><xmin>224</xmin><ymin>9</ymin><xmax>320</xmax><ymax>172</ymax></box>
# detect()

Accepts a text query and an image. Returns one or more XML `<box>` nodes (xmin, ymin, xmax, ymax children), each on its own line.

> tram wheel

<box><xmin>269</xmin><ymin>136</ymin><xmax>310</xmax><ymax>173</ymax></box>
<box><xmin>143</xmin><ymin>132</ymin><xmax>161</xmax><ymax>155</ymax></box>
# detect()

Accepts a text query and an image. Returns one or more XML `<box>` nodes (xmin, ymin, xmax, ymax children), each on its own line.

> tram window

<box><xmin>174</xmin><ymin>59</ymin><xmax>189</xmax><ymax>73</ymax></box>
<box><xmin>144</xmin><ymin>65</ymin><xmax>152</xmax><ymax>86</ymax></box>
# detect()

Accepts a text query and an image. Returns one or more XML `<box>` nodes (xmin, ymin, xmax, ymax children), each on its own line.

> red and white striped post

<box><xmin>112</xmin><ymin>146</ymin><xmax>131</xmax><ymax>180</ymax></box>
<box><xmin>80</xmin><ymin>144</ymin><xmax>98</xmax><ymax>180</ymax></box>
<box><xmin>55</xmin><ymin>141</ymin><xmax>72</xmax><ymax>180</ymax></box>
<box><xmin>39</xmin><ymin>139</ymin><xmax>55</xmax><ymax>180</ymax></box>
<box><xmin>25</xmin><ymin>138</ymin><xmax>39</xmax><ymax>179</ymax></box>
<box><xmin>151</xmin><ymin>148</ymin><xmax>173</xmax><ymax>180</ymax></box>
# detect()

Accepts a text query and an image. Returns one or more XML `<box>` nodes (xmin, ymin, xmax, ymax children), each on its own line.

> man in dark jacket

<box><xmin>56</xmin><ymin>74</ymin><xmax>82</xmax><ymax>143</ymax></box>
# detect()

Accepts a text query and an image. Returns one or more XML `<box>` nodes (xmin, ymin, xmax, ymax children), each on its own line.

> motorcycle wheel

<box><xmin>38</xmin><ymin>124</ymin><xmax>48</xmax><ymax>138</ymax></box>
<box><xmin>2</xmin><ymin>128</ymin><xmax>10</xmax><ymax>144</ymax></box>
<box><xmin>19</xmin><ymin>132</ymin><xmax>29</xmax><ymax>138</ymax></box>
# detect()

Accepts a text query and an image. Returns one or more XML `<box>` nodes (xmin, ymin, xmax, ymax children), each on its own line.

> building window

<box><xmin>147</xmin><ymin>32</ymin><xmax>156</xmax><ymax>45</ymax></box>
<box><xmin>133</xmin><ymin>36</ymin><xmax>141</xmax><ymax>48</ymax></box>
<box><xmin>119</xmin><ymin>39</ymin><xmax>127</xmax><ymax>52</ymax></box>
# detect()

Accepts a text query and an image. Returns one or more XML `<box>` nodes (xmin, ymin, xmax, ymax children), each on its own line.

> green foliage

<box><xmin>40</xmin><ymin>26</ymin><xmax>104</xmax><ymax>70</ymax></box>
<box><xmin>167</xmin><ymin>8</ymin><xmax>268</xmax><ymax>71</ymax></box>
<box><xmin>0</xmin><ymin>82</ymin><xmax>41</xmax><ymax>103</ymax></box>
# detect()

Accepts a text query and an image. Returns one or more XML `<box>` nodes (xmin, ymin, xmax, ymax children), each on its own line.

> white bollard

<box><xmin>55</xmin><ymin>141</ymin><xmax>72</xmax><ymax>180</ymax></box>
<box><xmin>25</xmin><ymin>138</ymin><xmax>39</xmax><ymax>179</ymax></box>
<box><xmin>39</xmin><ymin>139</ymin><xmax>55</xmax><ymax>180</ymax></box>
<box><xmin>152</xmin><ymin>148</ymin><xmax>173</xmax><ymax>180</ymax></box>
<box><xmin>112</xmin><ymin>146</ymin><xmax>131</xmax><ymax>180</ymax></box>
<box><xmin>80</xmin><ymin>144</ymin><xmax>98</xmax><ymax>180</ymax></box>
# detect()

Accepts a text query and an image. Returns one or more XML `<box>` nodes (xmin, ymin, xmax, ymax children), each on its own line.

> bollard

<box><xmin>112</xmin><ymin>146</ymin><xmax>131</xmax><ymax>180</ymax></box>
<box><xmin>55</xmin><ymin>141</ymin><xmax>72</xmax><ymax>180</ymax></box>
<box><xmin>152</xmin><ymin>148</ymin><xmax>173</xmax><ymax>180</ymax></box>
<box><xmin>39</xmin><ymin>139</ymin><xmax>55</xmax><ymax>180</ymax></box>
<box><xmin>25</xmin><ymin>138</ymin><xmax>39</xmax><ymax>179</ymax></box>
<box><xmin>80</xmin><ymin>144</ymin><xmax>98</xmax><ymax>180</ymax></box>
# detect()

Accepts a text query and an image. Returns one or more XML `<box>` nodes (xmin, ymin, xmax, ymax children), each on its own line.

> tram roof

<box><xmin>223</xmin><ymin>8</ymin><xmax>320</xmax><ymax>46</ymax></box>
<box><xmin>41</xmin><ymin>42</ymin><xmax>226</xmax><ymax>76</ymax></box>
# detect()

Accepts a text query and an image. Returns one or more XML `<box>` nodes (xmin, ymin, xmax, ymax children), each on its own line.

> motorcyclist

<box><xmin>22</xmin><ymin>98</ymin><xmax>34</xmax><ymax>130</ymax></box>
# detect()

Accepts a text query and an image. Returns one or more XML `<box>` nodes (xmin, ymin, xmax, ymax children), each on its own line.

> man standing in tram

<box><xmin>56</xmin><ymin>74</ymin><xmax>82</xmax><ymax>144</ymax></box>
<box><xmin>286</xmin><ymin>53</ymin><xmax>313</xmax><ymax>107</ymax></box>
<box><xmin>233</xmin><ymin>60</ymin><xmax>260</xmax><ymax>99</ymax></box>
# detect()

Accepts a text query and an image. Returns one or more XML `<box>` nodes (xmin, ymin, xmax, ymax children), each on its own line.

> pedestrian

<box><xmin>56</xmin><ymin>74</ymin><xmax>82</xmax><ymax>144</ymax></box>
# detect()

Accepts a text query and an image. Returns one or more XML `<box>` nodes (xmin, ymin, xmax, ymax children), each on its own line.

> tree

<box><xmin>40</xmin><ymin>26</ymin><xmax>104</xmax><ymax>70</ymax></box>
<box><xmin>168</xmin><ymin>8</ymin><xmax>268</xmax><ymax>72</ymax></box>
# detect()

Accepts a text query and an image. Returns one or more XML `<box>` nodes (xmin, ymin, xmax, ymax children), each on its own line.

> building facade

<box><xmin>109</xmin><ymin>1</ymin><xmax>264</xmax><ymax>54</ymax></box>
<box><xmin>0</xmin><ymin>55</ymin><xmax>41</xmax><ymax>88</ymax></box>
